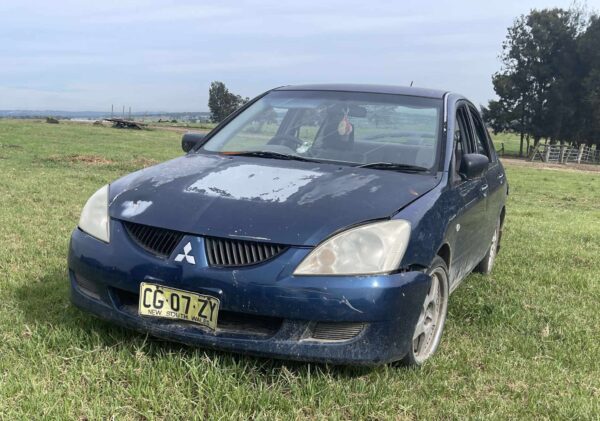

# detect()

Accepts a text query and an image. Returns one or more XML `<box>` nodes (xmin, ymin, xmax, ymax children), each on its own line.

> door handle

<box><xmin>497</xmin><ymin>173</ymin><xmax>504</xmax><ymax>180</ymax></box>
<box><xmin>480</xmin><ymin>184</ymin><xmax>489</xmax><ymax>193</ymax></box>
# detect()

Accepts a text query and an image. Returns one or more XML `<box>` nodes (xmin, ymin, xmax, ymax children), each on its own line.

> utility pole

<box><xmin>111</xmin><ymin>104</ymin><xmax>113</xmax><ymax>118</ymax></box>
<box><xmin>128</xmin><ymin>107</ymin><xmax>132</xmax><ymax>120</ymax></box>
<box><xmin>122</xmin><ymin>106</ymin><xmax>125</xmax><ymax>118</ymax></box>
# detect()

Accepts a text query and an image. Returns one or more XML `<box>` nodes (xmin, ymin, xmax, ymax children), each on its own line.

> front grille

<box><xmin>123</xmin><ymin>221</ymin><xmax>184</xmax><ymax>259</ymax></box>
<box><xmin>311</xmin><ymin>322</ymin><xmax>365</xmax><ymax>341</ymax></box>
<box><xmin>205</xmin><ymin>237</ymin><xmax>287</xmax><ymax>267</ymax></box>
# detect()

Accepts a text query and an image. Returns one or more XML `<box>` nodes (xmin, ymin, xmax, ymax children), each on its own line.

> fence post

<box><xmin>530</xmin><ymin>143</ymin><xmax>540</xmax><ymax>161</ymax></box>
<box><xmin>544</xmin><ymin>144</ymin><xmax>550</xmax><ymax>163</ymax></box>
<box><xmin>577</xmin><ymin>144</ymin><xmax>584</xmax><ymax>164</ymax></box>
<box><xmin>559</xmin><ymin>145</ymin><xmax>566</xmax><ymax>164</ymax></box>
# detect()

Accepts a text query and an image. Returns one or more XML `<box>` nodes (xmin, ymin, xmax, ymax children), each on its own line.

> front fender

<box><xmin>395</xmin><ymin>176</ymin><xmax>455</xmax><ymax>269</ymax></box>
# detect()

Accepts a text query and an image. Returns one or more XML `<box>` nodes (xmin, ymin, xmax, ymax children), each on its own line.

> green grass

<box><xmin>491</xmin><ymin>132</ymin><xmax>525</xmax><ymax>156</ymax></box>
<box><xmin>1</xmin><ymin>120</ymin><xmax>599</xmax><ymax>419</ymax></box>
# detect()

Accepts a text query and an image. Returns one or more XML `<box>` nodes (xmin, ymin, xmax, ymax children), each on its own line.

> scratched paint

<box><xmin>140</xmin><ymin>154</ymin><xmax>224</xmax><ymax>188</ymax></box>
<box><xmin>121</xmin><ymin>200</ymin><xmax>152</xmax><ymax>217</ymax></box>
<box><xmin>185</xmin><ymin>164</ymin><xmax>323</xmax><ymax>203</ymax></box>
<box><xmin>340</xmin><ymin>296</ymin><xmax>364</xmax><ymax>313</ymax></box>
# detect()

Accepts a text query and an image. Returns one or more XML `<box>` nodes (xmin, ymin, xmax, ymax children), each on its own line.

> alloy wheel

<box><xmin>487</xmin><ymin>226</ymin><xmax>499</xmax><ymax>270</ymax></box>
<box><xmin>412</xmin><ymin>268</ymin><xmax>448</xmax><ymax>363</ymax></box>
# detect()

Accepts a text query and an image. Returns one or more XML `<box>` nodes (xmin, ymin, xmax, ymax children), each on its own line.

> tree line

<box><xmin>484</xmin><ymin>6</ymin><xmax>600</xmax><ymax>157</ymax></box>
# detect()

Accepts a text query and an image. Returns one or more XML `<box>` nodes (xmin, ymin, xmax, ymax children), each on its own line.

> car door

<box><xmin>467</xmin><ymin>105</ymin><xmax>504</xmax><ymax>239</ymax></box>
<box><xmin>448</xmin><ymin>104</ymin><xmax>489</xmax><ymax>285</ymax></box>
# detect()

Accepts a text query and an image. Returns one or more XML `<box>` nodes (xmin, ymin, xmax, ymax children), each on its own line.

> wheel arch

<box><xmin>436</xmin><ymin>243</ymin><xmax>451</xmax><ymax>270</ymax></box>
<box><xmin>497</xmin><ymin>206</ymin><xmax>506</xmax><ymax>253</ymax></box>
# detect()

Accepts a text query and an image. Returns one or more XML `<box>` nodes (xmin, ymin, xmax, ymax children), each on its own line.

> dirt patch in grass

<box><xmin>131</xmin><ymin>157</ymin><xmax>159</xmax><ymax>167</ymax></box>
<box><xmin>46</xmin><ymin>154</ymin><xmax>114</xmax><ymax>165</ymax></box>
<box><xmin>0</xmin><ymin>143</ymin><xmax>23</xmax><ymax>149</ymax></box>
<box><xmin>40</xmin><ymin>155</ymin><xmax>158</xmax><ymax>169</ymax></box>
<box><xmin>501</xmin><ymin>157</ymin><xmax>600</xmax><ymax>173</ymax></box>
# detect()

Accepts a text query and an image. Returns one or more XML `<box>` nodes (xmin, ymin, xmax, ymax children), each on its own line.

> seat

<box><xmin>313</xmin><ymin>108</ymin><xmax>362</xmax><ymax>162</ymax></box>
<box><xmin>319</xmin><ymin>110</ymin><xmax>354</xmax><ymax>151</ymax></box>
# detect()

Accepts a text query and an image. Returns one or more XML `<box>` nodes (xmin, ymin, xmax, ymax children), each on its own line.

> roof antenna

<box><xmin>410</xmin><ymin>81</ymin><xmax>414</xmax><ymax>87</ymax></box>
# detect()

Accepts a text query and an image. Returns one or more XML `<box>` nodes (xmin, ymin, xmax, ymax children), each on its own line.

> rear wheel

<box><xmin>402</xmin><ymin>256</ymin><xmax>449</xmax><ymax>366</ymax></box>
<box><xmin>476</xmin><ymin>220</ymin><xmax>501</xmax><ymax>275</ymax></box>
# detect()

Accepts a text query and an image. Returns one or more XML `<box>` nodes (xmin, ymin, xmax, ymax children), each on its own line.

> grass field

<box><xmin>1</xmin><ymin>120</ymin><xmax>599</xmax><ymax>419</ymax></box>
<box><xmin>491</xmin><ymin>132</ymin><xmax>530</xmax><ymax>157</ymax></box>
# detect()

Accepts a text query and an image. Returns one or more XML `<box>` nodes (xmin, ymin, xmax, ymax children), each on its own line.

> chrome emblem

<box><xmin>175</xmin><ymin>242</ymin><xmax>196</xmax><ymax>265</ymax></box>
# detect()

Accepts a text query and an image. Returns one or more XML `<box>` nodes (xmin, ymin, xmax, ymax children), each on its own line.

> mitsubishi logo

<box><xmin>175</xmin><ymin>242</ymin><xmax>196</xmax><ymax>265</ymax></box>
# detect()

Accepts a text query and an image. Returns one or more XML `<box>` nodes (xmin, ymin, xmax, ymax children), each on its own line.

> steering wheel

<box><xmin>268</xmin><ymin>134</ymin><xmax>303</xmax><ymax>150</ymax></box>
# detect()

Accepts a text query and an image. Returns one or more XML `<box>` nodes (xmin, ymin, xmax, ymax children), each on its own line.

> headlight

<box><xmin>294</xmin><ymin>220</ymin><xmax>411</xmax><ymax>276</ymax></box>
<box><xmin>79</xmin><ymin>185</ymin><xmax>110</xmax><ymax>242</ymax></box>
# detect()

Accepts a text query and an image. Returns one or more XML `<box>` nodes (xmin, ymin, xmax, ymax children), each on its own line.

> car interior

<box><xmin>269</xmin><ymin>104</ymin><xmax>437</xmax><ymax>168</ymax></box>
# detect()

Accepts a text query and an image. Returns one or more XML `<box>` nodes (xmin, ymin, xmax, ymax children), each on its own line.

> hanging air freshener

<box><xmin>337</xmin><ymin>109</ymin><xmax>353</xmax><ymax>136</ymax></box>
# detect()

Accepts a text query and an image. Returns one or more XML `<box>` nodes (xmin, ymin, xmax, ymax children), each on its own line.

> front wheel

<box><xmin>402</xmin><ymin>256</ymin><xmax>449</xmax><ymax>366</ymax></box>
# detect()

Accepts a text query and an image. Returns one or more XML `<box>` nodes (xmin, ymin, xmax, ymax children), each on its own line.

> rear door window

<box><xmin>453</xmin><ymin>106</ymin><xmax>472</xmax><ymax>181</ymax></box>
<box><xmin>468</xmin><ymin>107</ymin><xmax>492</xmax><ymax>161</ymax></box>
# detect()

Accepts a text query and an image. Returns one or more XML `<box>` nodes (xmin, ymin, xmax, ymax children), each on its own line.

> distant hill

<box><xmin>0</xmin><ymin>110</ymin><xmax>211</xmax><ymax>121</ymax></box>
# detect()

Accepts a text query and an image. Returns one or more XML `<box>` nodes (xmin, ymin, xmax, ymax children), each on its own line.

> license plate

<box><xmin>138</xmin><ymin>282</ymin><xmax>220</xmax><ymax>330</ymax></box>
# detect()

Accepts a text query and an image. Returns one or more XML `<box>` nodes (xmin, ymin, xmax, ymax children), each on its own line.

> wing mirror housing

<box><xmin>182</xmin><ymin>132</ymin><xmax>206</xmax><ymax>153</ymax></box>
<box><xmin>460</xmin><ymin>153</ymin><xmax>489</xmax><ymax>179</ymax></box>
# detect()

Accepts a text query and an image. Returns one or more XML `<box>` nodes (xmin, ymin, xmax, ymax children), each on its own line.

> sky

<box><xmin>1</xmin><ymin>0</ymin><xmax>598</xmax><ymax>112</ymax></box>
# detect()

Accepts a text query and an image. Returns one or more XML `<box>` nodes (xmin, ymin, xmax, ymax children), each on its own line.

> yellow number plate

<box><xmin>138</xmin><ymin>283</ymin><xmax>220</xmax><ymax>330</ymax></box>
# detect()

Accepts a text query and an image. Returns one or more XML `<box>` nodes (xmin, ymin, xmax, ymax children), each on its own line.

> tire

<box><xmin>475</xmin><ymin>220</ymin><xmax>501</xmax><ymax>275</ymax></box>
<box><xmin>401</xmin><ymin>256</ymin><xmax>449</xmax><ymax>366</ymax></box>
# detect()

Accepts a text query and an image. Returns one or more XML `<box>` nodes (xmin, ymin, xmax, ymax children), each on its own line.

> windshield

<box><xmin>202</xmin><ymin>90</ymin><xmax>443</xmax><ymax>170</ymax></box>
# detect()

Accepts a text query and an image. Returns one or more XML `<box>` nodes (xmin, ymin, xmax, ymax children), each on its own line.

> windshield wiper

<box><xmin>356</xmin><ymin>162</ymin><xmax>430</xmax><ymax>172</ymax></box>
<box><xmin>223</xmin><ymin>151</ymin><xmax>321</xmax><ymax>163</ymax></box>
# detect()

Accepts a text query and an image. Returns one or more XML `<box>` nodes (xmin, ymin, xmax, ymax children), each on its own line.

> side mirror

<box><xmin>182</xmin><ymin>132</ymin><xmax>206</xmax><ymax>153</ymax></box>
<box><xmin>460</xmin><ymin>153</ymin><xmax>489</xmax><ymax>179</ymax></box>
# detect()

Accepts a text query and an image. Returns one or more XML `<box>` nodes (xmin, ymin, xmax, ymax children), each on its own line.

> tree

<box><xmin>487</xmin><ymin>7</ymin><xmax>588</xmax><ymax>155</ymax></box>
<box><xmin>481</xmin><ymin>100</ymin><xmax>517</xmax><ymax>134</ymax></box>
<box><xmin>578</xmin><ymin>16</ymin><xmax>600</xmax><ymax>147</ymax></box>
<box><xmin>490</xmin><ymin>15</ymin><xmax>535</xmax><ymax>156</ymax></box>
<box><xmin>208</xmin><ymin>81</ymin><xmax>249</xmax><ymax>123</ymax></box>
<box><xmin>367</xmin><ymin>105</ymin><xmax>395</xmax><ymax>127</ymax></box>
<box><xmin>524</xmin><ymin>9</ymin><xmax>580</xmax><ymax>146</ymax></box>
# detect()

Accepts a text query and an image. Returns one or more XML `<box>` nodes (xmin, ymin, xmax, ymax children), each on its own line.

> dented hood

<box><xmin>109</xmin><ymin>153</ymin><xmax>439</xmax><ymax>246</ymax></box>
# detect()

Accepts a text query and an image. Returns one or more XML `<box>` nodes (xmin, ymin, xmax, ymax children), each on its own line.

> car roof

<box><xmin>274</xmin><ymin>83</ymin><xmax>448</xmax><ymax>99</ymax></box>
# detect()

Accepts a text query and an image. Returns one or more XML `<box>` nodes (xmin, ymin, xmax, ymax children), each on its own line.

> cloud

<box><xmin>82</xmin><ymin>4</ymin><xmax>235</xmax><ymax>24</ymax></box>
<box><xmin>0</xmin><ymin>0</ymin><xmax>593</xmax><ymax>110</ymax></box>
<box><xmin>151</xmin><ymin>52</ymin><xmax>320</xmax><ymax>74</ymax></box>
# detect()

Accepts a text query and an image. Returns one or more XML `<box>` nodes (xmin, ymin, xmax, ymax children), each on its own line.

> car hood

<box><xmin>109</xmin><ymin>153</ymin><xmax>439</xmax><ymax>246</ymax></box>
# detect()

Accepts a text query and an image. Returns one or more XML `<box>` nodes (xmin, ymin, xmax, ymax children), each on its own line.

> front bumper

<box><xmin>68</xmin><ymin>222</ymin><xmax>431</xmax><ymax>365</ymax></box>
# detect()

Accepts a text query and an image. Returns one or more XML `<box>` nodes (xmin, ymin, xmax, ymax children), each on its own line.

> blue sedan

<box><xmin>69</xmin><ymin>84</ymin><xmax>507</xmax><ymax>365</ymax></box>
